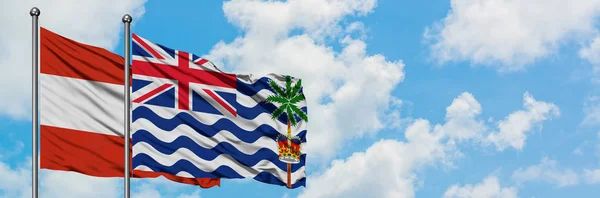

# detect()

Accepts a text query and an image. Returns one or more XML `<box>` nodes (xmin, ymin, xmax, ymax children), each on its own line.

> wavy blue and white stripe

<box><xmin>132</xmin><ymin>73</ymin><xmax>308</xmax><ymax>188</ymax></box>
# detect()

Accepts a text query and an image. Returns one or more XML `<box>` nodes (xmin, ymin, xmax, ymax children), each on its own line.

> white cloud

<box><xmin>580</xmin><ymin>35</ymin><xmax>600</xmax><ymax>79</ymax></box>
<box><xmin>384</xmin><ymin>97</ymin><xmax>414</xmax><ymax>130</ymax></box>
<box><xmin>582</xmin><ymin>133</ymin><xmax>600</xmax><ymax>184</ymax></box>
<box><xmin>0</xmin><ymin>0</ymin><xmax>147</xmax><ymax>118</ymax></box>
<box><xmin>297</xmin><ymin>121</ymin><xmax>449</xmax><ymax>198</ymax></box>
<box><xmin>582</xmin><ymin>96</ymin><xmax>600</xmax><ymax>126</ymax></box>
<box><xmin>583</xmin><ymin>169</ymin><xmax>600</xmax><ymax>184</ymax></box>
<box><xmin>0</xmin><ymin>139</ymin><xmax>24</xmax><ymax>160</ymax></box>
<box><xmin>297</xmin><ymin>92</ymin><xmax>483</xmax><ymax>198</ymax></box>
<box><xmin>443</xmin><ymin>176</ymin><xmax>518</xmax><ymax>198</ymax></box>
<box><xmin>209</xmin><ymin>0</ymin><xmax>404</xmax><ymax>161</ymax></box>
<box><xmin>512</xmin><ymin>157</ymin><xmax>579</xmax><ymax>187</ymax></box>
<box><xmin>220</xmin><ymin>0</ymin><xmax>376</xmax><ymax>40</ymax></box>
<box><xmin>40</xmin><ymin>171</ymin><xmax>121</xmax><ymax>198</ymax></box>
<box><xmin>0</xmin><ymin>157</ymin><xmax>30</xmax><ymax>198</ymax></box>
<box><xmin>486</xmin><ymin>92</ymin><xmax>560</xmax><ymax>151</ymax></box>
<box><xmin>439</xmin><ymin>92</ymin><xmax>486</xmax><ymax>142</ymax></box>
<box><xmin>0</xmin><ymin>156</ymin><xmax>122</xmax><ymax>198</ymax></box>
<box><xmin>581</xmin><ymin>35</ymin><xmax>600</xmax><ymax>63</ymax></box>
<box><xmin>298</xmin><ymin>91</ymin><xmax>556</xmax><ymax>198</ymax></box>
<box><xmin>132</xmin><ymin>184</ymin><xmax>161</xmax><ymax>198</ymax></box>
<box><xmin>132</xmin><ymin>177</ymin><xmax>201</xmax><ymax>198</ymax></box>
<box><xmin>176</xmin><ymin>190</ymin><xmax>201</xmax><ymax>198</ymax></box>
<box><xmin>425</xmin><ymin>0</ymin><xmax>600</xmax><ymax>72</ymax></box>
<box><xmin>573</xmin><ymin>148</ymin><xmax>584</xmax><ymax>156</ymax></box>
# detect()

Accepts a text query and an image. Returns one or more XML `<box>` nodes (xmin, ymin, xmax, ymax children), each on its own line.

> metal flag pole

<box><xmin>30</xmin><ymin>7</ymin><xmax>40</xmax><ymax>198</ymax></box>
<box><xmin>122</xmin><ymin>14</ymin><xmax>132</xmax><ymax>198</ymax></box>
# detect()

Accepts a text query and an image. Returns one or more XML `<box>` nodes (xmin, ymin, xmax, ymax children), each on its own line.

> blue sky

<box><xmin>2</xmin><ymin>0</ymin><xmax>600</xmax><ymax>197</ymax></box>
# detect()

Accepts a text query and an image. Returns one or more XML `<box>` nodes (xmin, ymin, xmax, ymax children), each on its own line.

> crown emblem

<box><xmin>276</xmin><ymin>126</ymin><xmax>302</xmax><ymax>164</ymax></box>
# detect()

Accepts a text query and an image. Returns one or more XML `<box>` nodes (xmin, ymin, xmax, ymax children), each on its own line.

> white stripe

<box><xmin>200</xmin><ymin>89</ymin><xmax>236</xmax><ymax>117</ymax></box>
<box><xmin>236</xmin><ymin>74</ymin><xmax>307</xmax><ymax>109</ymax></box>
<box><xmin>236</xmin><ymin>73</ymin><xmax>300</xmax><ymax>85</ymax></box>
<box><xmin>193</xmin><ymin>58</ymin><xmax>220</xmax><ymax>73</ymax></box>
<box><xmin>132</xmin><ymin>103</ymin><xmax>307</xmax><ymax>136</ymax></box>
<box><xmin>133</xmin><ymin>35</ymin><xmax>176</xmax><ymax>63</ymax></box>
<box><xmin>235</xmin><ymin>88</ymin><xmax>307</xmax><ymax>110</ymax></box>
<box><xmin>132</xmin><ymin>48</ymin><xmax>217</xmax><ymax>73</ymax></box>
<box><xmin>132</xmin><ymin>82</ymin><xmax>174</xmax><ymax>104</ymax></box>
<box><xmin>137</xmin><ymin>166</ymin><xmax>195</xmax><ymax>178</ymax></box>
<box><xmin>132</xmin><ymin>56</ymin><xmax>177</xmax><ymax>65</ymax></box>
<box><xmin>131</xmin><ymin>119</ymin><xmax>307</xmax><ymax>155</ymax></box>
<box><xmin>132</xmin><ymin>143</ymin><xmax>306</xmax><ymax>185</ymax></box>
<box><xmin>132</xmin><ymin>74</ymin><xmax>174</xmax><ymax>83</ymax></box>
<box><xmin>187</xmin><ymin>53</ymin><xmax>218</xmax><ymax>72</ymax></box>
<box><xmin>132</xmin><ymin>74</ymin><xmax>179</xmax><ymax>106</ymax></box>
<box><xmin>190</xmin><ymin>83</ymin><xmax>236</xmax><ymax>93</ymax></box>
<box><xmin>237</xmin><ymin>88</ymin><xmax>272</xmax><ymax>108</ymax></box>
<box><xmin>133</xmin><ymin>70</ymin><xmax>237</xmax><ymax>93</ymax></box>
<box><xmin>40</xmin><ymin>74</ymin><xmax>123</xmax><ymax>136</ymax></box>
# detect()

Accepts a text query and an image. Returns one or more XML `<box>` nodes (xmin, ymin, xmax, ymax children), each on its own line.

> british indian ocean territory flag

<box><xmin>130</xmin><ymin>34</ymin><xmax>308</xmax><ymax>188</ymax></box>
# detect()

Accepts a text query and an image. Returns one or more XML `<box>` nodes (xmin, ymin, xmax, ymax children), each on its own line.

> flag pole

<box><xmin>30</xmin><ymin>7</ymin><xmax>40</xmax><ymax>198</ymax></box>
<box><xmin>122</xmin><ymin>14</ymin><xmax>132</xmax><ymax>198</ymax></box>
<box><xmin>287</xmin><ymin>120</ymin><xmax>292</xmax><ymax>189</ymax></box>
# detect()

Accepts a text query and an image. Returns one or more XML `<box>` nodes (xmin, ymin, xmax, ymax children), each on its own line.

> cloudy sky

<box><xmin>2</xmin><ymin>0</ymin><xmax>600</xmax><ymax>197</ymax></box>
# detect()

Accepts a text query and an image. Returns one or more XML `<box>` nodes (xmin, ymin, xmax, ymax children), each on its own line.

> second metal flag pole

<box><xmin>30</xmin><ymin>6</ymin><xmax>40</xmax><ymax>198</ymax></box>
<box><xmin>122</xmin><ymin>14</ymin><xmax>132</xmax><ymax>198</ymax></box>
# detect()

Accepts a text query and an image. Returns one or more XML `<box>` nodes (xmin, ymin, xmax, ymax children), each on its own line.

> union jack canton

<box><xmin>131</xmin><ymin>33</ymin><xmax>237</xmax><ymax>117</ymax></box>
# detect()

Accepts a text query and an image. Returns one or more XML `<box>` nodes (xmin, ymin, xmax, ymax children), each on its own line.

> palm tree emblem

<box><xmin>266</xmin><ymin>75</ymin><xmax>308</xmax><ymax>128</ymax></box>
<box><xmin>265</xmin><ymin>75</ymin><xmax>307</xmax><ymax>188</ymax></box>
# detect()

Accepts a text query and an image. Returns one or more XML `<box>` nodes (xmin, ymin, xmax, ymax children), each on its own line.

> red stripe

<box><xmin>40</xmin><ymin>125</ymin><xmax>220</xmax><ymax>188</ymax></box>
<box><xmin>133</xmin><ymin>84</ymin><xmax>172</xmax><ymax>103</ymax></box>
<box><xmin>132</xmin><ymin>34</ymin><xmax>164</xmax><ymax>60</ymax></box>
<box><xmin>132</xmin><ymin>170</ymin><xmax>221</xmax><ymax>187</ymax></box>
<box><xmin>178</xmin><ymin>52</ymin><xmax>191</xmax><ymax>110</ymax></box>
<box><xmin>195</xmin><ymin>58</ymin><xmax>208</xmax><ymax>65</ymax></box>
<box><xmin>203</xmin><ymin>89</ymin><xmax>237</xmax><ymax>117</ymax></box>
<box><xmin>132</xmin><ymin>60</ymin><xmax>237</xmax><ymax>89</ymax></box>
<box><xmin>40</xmin><ymin>27</ymin><xmax>126</xmax><ymax>85</ymax></box>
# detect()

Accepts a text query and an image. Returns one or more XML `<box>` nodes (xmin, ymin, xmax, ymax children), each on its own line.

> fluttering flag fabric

<box><xmin>39</xmin><ymin>27</ymin><xmax>220</xmax><ymax>188</ymax></box>
<box><xmin>130</xmin><ymin>34</ymin><xmax>308</xmax><ymax>188</ymax></box>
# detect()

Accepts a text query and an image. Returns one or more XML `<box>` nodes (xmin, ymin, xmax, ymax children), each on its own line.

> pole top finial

<box><xmin>30</xmin><ymin>7</ymin><xmax>40</xmax><ymax>16</ymax></box>
<box><xmin>122</xmin><ymin>14</ymin><xmax>132</xmax><ymax>23</ymax></box>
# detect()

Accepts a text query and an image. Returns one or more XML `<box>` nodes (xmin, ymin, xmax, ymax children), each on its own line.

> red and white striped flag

<box><xmin>38</xmin><ymin>27</ymin><xmax>220</xmax><ymax>188</ymax></box>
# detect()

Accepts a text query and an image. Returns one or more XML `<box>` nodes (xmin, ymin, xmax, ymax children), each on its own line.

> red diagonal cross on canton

<box><xmin>132</xmin><ymin>51</ymin><xmax>237</xmax><ymax>112</ymax></box>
